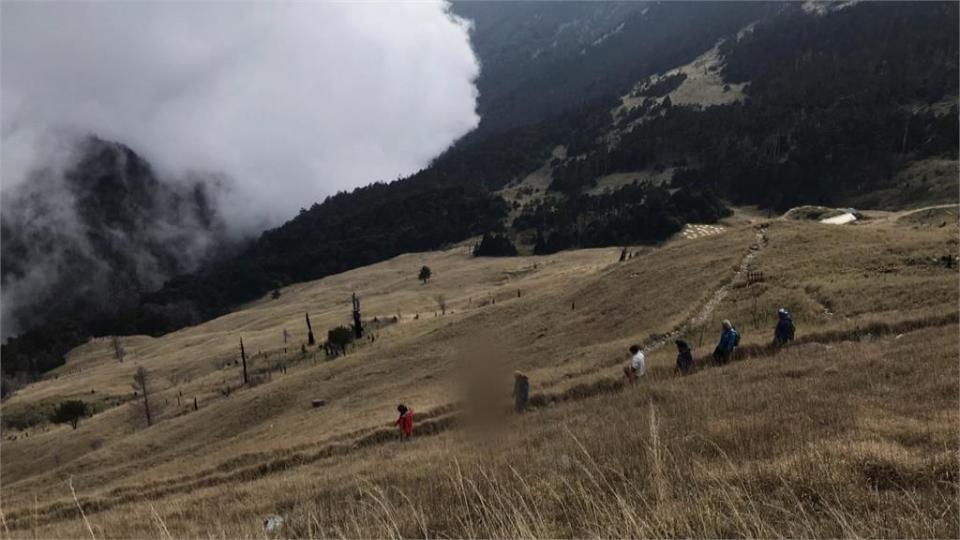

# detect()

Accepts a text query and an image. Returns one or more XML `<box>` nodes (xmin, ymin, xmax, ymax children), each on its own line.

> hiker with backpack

<box><xmin>674</xmin><ymin>339</ymin><xmax>694</xmax><ymax>375</ymax></box>
<box><xmin>513</xmin><ymin>371</ymin><xmax>530</xmax><ymax>412</ymax></box>
<box><xmin>774</xmin><ymin>308</ymin><xmax>795</xmax><ymax>347</ymax></box>
<box><xmin>395</xmin><ymin>403</ymin><xmax>414</xmax><ymax>440</ymax></box>
<box><xmin>713</xmin><ymin>320</ymin><xmax>739</xmax><ymax>365</ymax></box>
<box><xmin>623</xmin><ymin>344</ymin><xmax>645</xmax><ymax>384</ymax></box>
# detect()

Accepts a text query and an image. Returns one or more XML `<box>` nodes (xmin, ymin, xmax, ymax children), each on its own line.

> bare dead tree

<box><xmin>352</xmin><ymin>292</ymin><xmax>363</xmax><ymax>339</ymax></box>
<box><xmin>132</xmin><ymin>367</ymin><xmax>153</xmax><ymax>427</ymax></box>
<box><xmin>111</xmin><ymin>336</ymin><xmax>125</xmax><ymax>362</ymax></box>
<box><xmin>305</xmin><ymin>313</ymin><xmax>316</xmax><ymax>346</ymax></box>
<box><xmin>434</xmin><ymin>294</ymin><xmax>447</xmax><ymax>315</ymax></box>
<box><xmin>240</xmin><ymin>337</ymin><xmax>248</xmax><ymax>385</ymax></box>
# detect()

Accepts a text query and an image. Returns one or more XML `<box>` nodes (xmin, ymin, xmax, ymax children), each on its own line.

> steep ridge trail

<box><xmin>646</xmin><ymin>224</ymin><xmax>769</xmax><ymax>351</ymax></box>
<box><xmin>562</xmin><ymin>223</ymin><xmax>769</xmax><ymax>381</ymax></box>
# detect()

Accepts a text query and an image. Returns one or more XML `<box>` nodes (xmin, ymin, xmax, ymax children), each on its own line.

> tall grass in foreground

<box><xmin>269</xmin><ymin>333</ymin><xmax>957</xmax><ymax>539</ymax></box>
<box><xmin>269</xmin><ymin>406</ymin><xmax>956</xmax><ymax>538</ymax></box>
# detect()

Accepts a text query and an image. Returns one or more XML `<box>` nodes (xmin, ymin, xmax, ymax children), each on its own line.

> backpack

<box><xmin>786</xmin><ymin>320</ymin><xmax>796</xmax><ymax>340</ymax></box>
<box><xmin>732</xmin><ymin>327</ymin><xmax>741</xmax><ymax>347</ymax></box>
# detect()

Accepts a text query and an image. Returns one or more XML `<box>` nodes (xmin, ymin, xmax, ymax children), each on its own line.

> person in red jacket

<box><xmin>395</xmin><ymin>403</ymin><xmax>414</xmax><ymax>440</ymax></box>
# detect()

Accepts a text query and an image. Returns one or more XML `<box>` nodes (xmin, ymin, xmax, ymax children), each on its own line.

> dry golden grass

<box><xmin>1</xmin><ymin>208</ymin><xmax>957</xmax><ymax>538</ymax></box>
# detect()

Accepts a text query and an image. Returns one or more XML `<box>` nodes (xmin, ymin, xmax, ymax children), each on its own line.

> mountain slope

<box><xmin>2</xmin><ymin>208</ymin><xmax>957</xmax><ymax>536</ymax></box>
<box><xmin>453</xmin><ymin>1</ymin><xmax>770</xmax><ymax>134</ymax></box>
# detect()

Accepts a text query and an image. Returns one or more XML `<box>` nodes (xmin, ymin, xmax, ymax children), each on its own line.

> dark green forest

<box><xmin>561</xmin><ymin>2</ymin><xmax>958</xmax><ymax>211</ymax></box>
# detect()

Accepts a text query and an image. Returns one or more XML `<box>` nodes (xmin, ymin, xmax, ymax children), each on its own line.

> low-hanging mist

<box><xmin>1</xmin><ymin>1</ymin><xmax>481</xmax><ymax>340</ymax></box>
<box><xmin>1</xmin><ymin>137</ymin><xmax>234</xmax><ymax>340</ymax></box>
<box><xmin>1</xmin><ymin>1</ymin><xmax>480</xmax><ymax>229</ymax></box>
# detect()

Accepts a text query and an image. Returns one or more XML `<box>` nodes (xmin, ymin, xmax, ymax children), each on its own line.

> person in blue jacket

<box><xmin>713</xmin><ymin>320</ymin><xmax>738</xmax><ymax>365</ymax></box>
<box><xmin>774</xmin><ymin>308</ymin><xmax>795</xmax><ymax>347</ymax></box>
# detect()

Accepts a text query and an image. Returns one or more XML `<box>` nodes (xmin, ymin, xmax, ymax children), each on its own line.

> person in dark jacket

<box><xmin>773</xmin><ymin>308</ymin><xmax>795</xmax><ymax>347</ymax></box>
<box><xmin>512</xmin><ymin>371</ymin><xmax>530</xmax><ymax>412</ymax></box>
<box><xmin>674</xmin><ymin>339</ymin><xmax>694</xmax><ymax>375</ymax></box>
<box><xmin>713</xmin><ymin>320</ymin><xmax>738</xmax><ymax>365</ymax></box>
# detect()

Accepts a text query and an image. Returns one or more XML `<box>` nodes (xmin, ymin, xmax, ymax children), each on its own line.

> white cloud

<box><xmin>1</xmin><ymin>1</ymin><xmax>480</xmax><ymax>231</ymax></box>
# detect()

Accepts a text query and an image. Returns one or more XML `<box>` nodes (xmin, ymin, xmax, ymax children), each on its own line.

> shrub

<box><xmin>327</xmin><ymin>326</ymin><xmax>354</xmax><ymax>355</ymax></box>
<box><xmin>418</xmin><ymin>266</ymin><xmax>432</xmax><ymax>284</ymax></box>
<box><xmin>50</xmin><ymin>400</ymin><xmax>90</xmax><ymax>430</ymax></box>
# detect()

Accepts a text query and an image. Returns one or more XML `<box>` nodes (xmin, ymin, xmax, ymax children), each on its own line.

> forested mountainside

<box><xmin>542</xmin><ymin>1</ymin><xmax>957</xmax><ymax>206</ymax></box>
<box><xmin>3</xmin><ymin>1</ymin><xmax>957</xmax><ymax>380</ymax></box>
<box><xmin>452</xmin><ymin>1</ymin><xmax>770</xmax><ymax>135</ymax></box>
<box><xmin>513</xmin><ymin>1</ymin><xmax>958</xmax><ymax>253</ymax></box>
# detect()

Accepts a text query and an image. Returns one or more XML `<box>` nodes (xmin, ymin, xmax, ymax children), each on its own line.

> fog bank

<box><xmin>1</xmin><ymin>1</ymin><xmax>481</xmax><ymax>230</ymax></box>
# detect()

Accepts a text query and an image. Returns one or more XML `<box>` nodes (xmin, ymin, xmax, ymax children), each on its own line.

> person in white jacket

<box><xmin>623</xmin><ymin>344</ymin><xmax>645</xmax><ymax>384</ymax></box>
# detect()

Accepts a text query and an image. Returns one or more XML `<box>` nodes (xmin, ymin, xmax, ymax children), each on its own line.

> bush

<box><xmin>327</xmin><ymin>326</ymin><xmax>354</xmax><ymax>355</ymax></box>
<box><xmin>418</xmin><ymin>266</ymin><xmax>432</xmax><ymax>284</ymax></box>
<box><xmin>50</xmin><ymin>400</ymin><xmax>90</xmax><ymax>430</ymax></box>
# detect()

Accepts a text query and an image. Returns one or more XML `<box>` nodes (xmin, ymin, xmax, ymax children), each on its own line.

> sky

<box><xmin>0</xmin><ymin>1</ymin><xmax>481</xmax><ymax>231</ymax></box>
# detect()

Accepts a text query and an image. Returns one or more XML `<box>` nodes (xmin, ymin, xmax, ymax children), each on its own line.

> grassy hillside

<box><xmin>1</xmin><ymin>207</ymin><xmax>957</xmax><ymax>538</ymax></box>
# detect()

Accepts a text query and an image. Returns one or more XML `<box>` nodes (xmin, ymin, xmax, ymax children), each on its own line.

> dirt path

<box><xmin>649</xmin><ymin>225</ymin><xmax>768</xmax><ymax>350</ymax></box>
<box><xmin>573</xmin><ymin>224</ymin><xmax>769</xmax><ymax>376</ymax></box>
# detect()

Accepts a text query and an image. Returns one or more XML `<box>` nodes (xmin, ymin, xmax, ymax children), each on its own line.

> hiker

<box><xmin>395</xmin><ymin>404</ymin><xmax>414</xmax><ymax>440</ymax></box>
<box><xmin>513</xmin><ymin>371</ymin><xmax>530</xmax><ymax>412</ymax></box>
<box><xmin>623</xmin><ymin>345</ymin><xmax>645</xmax><ymax>384</ymax></box>
<box><xmin>773</xmin><ymin>308</ymin><xmax>795</xmax><ymax>347</ymax></box>
<box><xmin>674</xmin><ymin>339</ymin><xmax>694</xmax><ymax>375</ymax></box>
<box><xmin>713</xmin><ymin>320</ymin><xmax>738</xmax><ymax>365</ymax></box>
